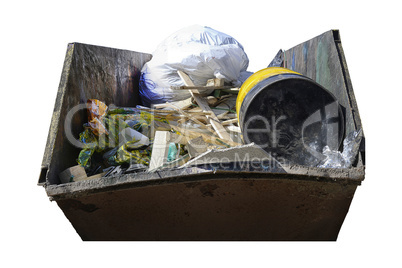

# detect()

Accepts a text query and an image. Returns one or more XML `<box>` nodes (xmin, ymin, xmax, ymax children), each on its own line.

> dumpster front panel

<box><xmin>56</xmin><ymin>176</ymin><xmax>358</xmax><ymax>241</ymax></box>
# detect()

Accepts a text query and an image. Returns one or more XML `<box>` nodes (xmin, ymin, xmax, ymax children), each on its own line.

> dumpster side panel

<box><xmin>56</xmin><ymin>177</ymin><xmax>358</xmax><ymax>241</ymax></box>
<box><xmin>40</xmin><ymin>43</ymin><xmax>152</xmax><ymax>185</ymax></box>
<box><xmin>282</xmin><ymin>30</ymin><xmax>365</xmax><ymax>166</ymax></box>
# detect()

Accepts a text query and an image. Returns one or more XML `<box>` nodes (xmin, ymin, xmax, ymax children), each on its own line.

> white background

<box><xmin>1</xmin><ymin>0</ymin><xmax>400</xmax><ymax>267</ymax></box>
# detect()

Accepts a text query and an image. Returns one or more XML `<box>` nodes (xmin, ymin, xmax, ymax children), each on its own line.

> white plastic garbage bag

<box><xmin>139</xmin><ymin>25</ymin><xmax>250</xmax><ymax>106</ymax></box>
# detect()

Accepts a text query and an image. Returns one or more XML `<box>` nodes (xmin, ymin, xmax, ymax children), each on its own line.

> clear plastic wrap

<box><xmin>318</xmin><ymin>129</ymin><xmax>363</xmax><ymax>168</ymax></box>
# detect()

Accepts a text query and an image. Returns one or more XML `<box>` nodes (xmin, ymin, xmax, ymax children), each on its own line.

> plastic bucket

<box><xmin>236</xmin><ymin>67</ymin><xmax>344</xmax><ymax>166</ymax></box>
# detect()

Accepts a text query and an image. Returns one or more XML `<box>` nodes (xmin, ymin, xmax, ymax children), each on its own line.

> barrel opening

<box><xmin>240</xmin><ymin>76</ymin><xmax>344</xmax><ymax>166</ymax></box>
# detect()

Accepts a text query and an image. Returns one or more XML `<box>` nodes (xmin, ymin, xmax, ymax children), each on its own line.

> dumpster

<box><xmin>38</xmin><ymin>29</ymin><xmax>365</xmax><ymax>241</ymax></box>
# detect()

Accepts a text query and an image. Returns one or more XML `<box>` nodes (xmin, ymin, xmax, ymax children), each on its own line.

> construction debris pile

<box><xmin>59</xmin><ymin>75</ymin><xmax>247</xmax><ymax>183</ymax></box>
<box><xmin>58</xmin><ymin>26</ymin><xmax>364</xmax><ymax>184</ymax></box>
<box><xmin>58</xmin><ymin>25</ymin><xmax>258</xmax><ymax>183</ymax></box>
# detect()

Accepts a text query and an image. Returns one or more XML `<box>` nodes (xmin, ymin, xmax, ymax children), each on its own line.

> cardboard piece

<box><xmin>59</xmin><ymin>165</ymin><xmax>87</xmax><ymax>183</ymax></box>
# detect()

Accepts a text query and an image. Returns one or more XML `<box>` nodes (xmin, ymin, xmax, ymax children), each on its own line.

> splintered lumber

<box><xmin>153</xmin><ymin>97</ymin><xmax>193</xmax><ymax>110</ymax></box>
<box><xmin>221</xmin><ymin>118</ymin><xmax>238</xmax><ymax>126</ymax></box>
<box><xmin>165</xmin><ymin>102</ymin><xmax>215</xmax><ymax>133</ymax></box>
<box><xmin>186</xmin><ymin>136</ymin><xmax>208</xmax><ymax>158</ymax></box>
<box><xmin>224</xmin><ymin>113</ymin><xmax>237</xmax><ymax>119</ymax></box>
<box><xmin>216</xmin><ymin>111</ymin><xmax>229</xmax><ymax>119</ymax></box>
<box><xmin>206</xmin><ymin>118</ymin><xmax>238</xmax><ymax>128</ymax></box>
<box><xmin>177</xmin><ymin>71</ymin><xmax>233</xmax><ymax>142</ymax></box>
<box><xmin>148</xmin><ymin>119</ymin><xmax>189</xmax><ymax>144</ymax></box>
<box><xmin>149</xmin><ymin>131</ymin><xmax>171</xmax><ymax>170</ymax></box>
<box><xmin>187</xmin><ymin>107</ymin><xmax>203</xmax><ymax>113</ymax></box>
<box><xmin>206</xmin><ymin>96</ymin><xmax>218</xmax><ymax>106</ymax></box>
<box><xmin>169</xmin><ymin>132</ymin><xmax>188</xmax><ymax>145</ymax></box>
<box><xmin>226</xmin><ymin>125</ymin><xmax>241</xmax><ymax>133</ymax></box>
<box><xmin>206</xmin><ymin>78</ymin><xmax>225</xmax><ymax>87</ymax></box>
<box><xmin>170</xmin><ymin>85</ymin><xmax>233</xmax><ymax>90</ymax></box>
<box><xmin>197</xmin><ymin>96</ymin><xmax>233</xmax><ymax>141</ymax></box>
<box><xmin>154</xmin><ymin>121</ymin><xmax>241</xmax><ymax>147</ymax></box>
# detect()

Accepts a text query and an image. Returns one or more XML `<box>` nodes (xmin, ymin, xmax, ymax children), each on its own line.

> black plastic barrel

<box><xmin>236</xmin><ymin>67</ymin><xmax>344</xmax><ymax>166</ymax></box>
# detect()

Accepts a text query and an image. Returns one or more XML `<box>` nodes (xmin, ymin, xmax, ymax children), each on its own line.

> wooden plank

<box><xmin>206</xmin><ymin>96</ymin><xmax>218</xmax><ymax>106</ymax></box>
<box><xmin>221</xmin><ymin>118</ymin><xmax>238</xmax><ymax>126</ymax></box>
<box><xmin>186</xmin><ymin>136</ymin><xmax>208</xmax><ymax>158</ymax></box>
<box><xmin>149</xmin><ymin>131</ymin><xmax>171</xmax><ymax>170</ymax></box>
<box><xmin>177</xmin><ymin>71</ymin><xmax>233</xmax><ymax>142</ymax></box>
<box><xmin>169</xmin><ymin>132</ymin><xmax>188</xmax><ymax>145</ymax></box>
<box><xmin>148</xmin><ymin>120</ymin><xmax>189</xmax><ymax>144</ymax></box>
<box><xmin>170</xmin><ymin>85</ymin><xmax>232</xmax><ymax>90</ymax></box>
<box><xmin>226</xmin><ymin>125</ymin><xmax>241</xmax><ymax>133</ymax></box>
<box><xmin>175</xmin><ymin>72</ymin><xmax>201</xmax><ymax>94</ymax></box>
<box><xmin>187</xmin><ymin>107</ymin><xmax>203</xmax><ymax>113</ymax></box>
<box><xmin>206</xmin><ymin>118</ymin><xmax>238</xmax><ymax>127</ymax></box>
<box><xmin>153</xmin><ymin>97</ymin><xmax>193</xmax><ymax>110</ymax></box>
<box><xmin>154</xmin><ymin>121</ymin><xmax>241</xmax><ymax>147</ymax></box>
<box><xmin>165</xmin><ymin>102</ymin><xmax>214</xmax><ymax>133</ymax></box>
<box><xmin>208</xmin><ymin>78</ymin><xmax>225</xmax><ymax>87</ymax></box>
<box><xmin>216</xmin><ymin>111</ymin><xmax>229</xmax><ymax>119</ymax></box>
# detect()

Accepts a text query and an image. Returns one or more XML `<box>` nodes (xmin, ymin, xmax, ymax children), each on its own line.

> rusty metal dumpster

<box><xmin>38</xmin><ymin>29</ymin><xmax>365</xmax><ymax>241</ymax></box>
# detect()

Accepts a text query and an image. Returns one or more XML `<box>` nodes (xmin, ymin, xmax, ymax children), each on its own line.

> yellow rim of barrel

<box><xmin>236</xmin><ymin>67</ymin><xmax>301</xmax><ymax>123</ymax></box>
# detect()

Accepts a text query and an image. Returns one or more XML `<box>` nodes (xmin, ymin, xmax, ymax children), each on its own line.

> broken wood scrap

<box><xmin>136</xmin><ymin>108</ymin><xmax>177</xmax><ymax>114</ymax></box>
<box><xmin>225</xmin><ymin>125</ymin><xmax>241</xmax><ymax>134</ymax></box>
<box><xmin>154</xmin><ymin>121</ymin><xmax>240</xmax><ymax>147</ymax></box>
<box><xmin>206</xmin><ymin>78</ymin><xmax>225</xmax><ymax>87</ymax></box>
<box><xmin>169</xmin><ymin>132</ymin><xmax>188</xmax><ymax>145</ymax></box>
<box><xmin>214</xmin><ymin>96</ymin><xmax>237</xmax><ymax>111</ymax></box>
<box><xmin>183</xmin><ymin>110</ymin><xmax>212</xmax><ymax>115</ymax></box>
<box><xmin>206</xmin><ymin>96</ymin><xmax>218</xmax><ymax>106</ymax></box>
<box><xmin>149</xmin><ymin>131</ymin><xmax>171</xmax><ymax>170</ymax></box>
<box><xmin>143</xmin><ymin>106</ymin><xmax>213</xmax><ymax>116</ymax></box>
<box><xmin>153</xmin><ymin>97</ymin><xmax>193</xmax><ymax>110</ymax></box>
<box><xmin>171</xmin><ymin>76</ymin><xmax>226</xmax><ymax>91</ymax></box>
<box><xmin>177</xmin><ymin>71</ymin><xmax>233</xmax><ymax>142</ymax></box>
<box><xmin>186</xmin><ymin>136</ymin><xmax>209</xmax><ymax>158</ymax></box>
<box><xmin>224</xmin><ymin>113</ymin><xmax>237</xmax><ymax>119</ymax></box>
<box><xmin>192</xmin><ymin>95</ymin><xmax>232</xmax><ymax>141</ymax></box>
<box><xmin>205</xmin><ymin>118</ymin><xmax>238</xmax><ymax>128</ymax></box>
<box><xmin>216</xmin><ymin>111</ymin><xmax>229</xmax><ymax>119</ymax></box>
<box><xmin>170</xmin><ymin>85</ymin><xmax>233</xmax><ymax>90</ymax></box>
<box><xmin>221</xmin><ymin>118</ymin><xmax>238</xmax><ymax>126</ymax></box>
<box><xmin>183</xmin><ymin>115</ymin><xmax>209</xmax><ymax>124</ymax></box>
<box><xmin>165</xmin><ymin>102</ymin><xmax>215</xmax><ymax>133</ymax></box>
<box><xmin>189</xmin><ymin>104</ymin><xmax>231</xmax><ymax>117</ymax></box>
<box><xmin>187</xmin><ymin>107</ymin><xmax>203</xmax><ymax>113</ymax></box>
